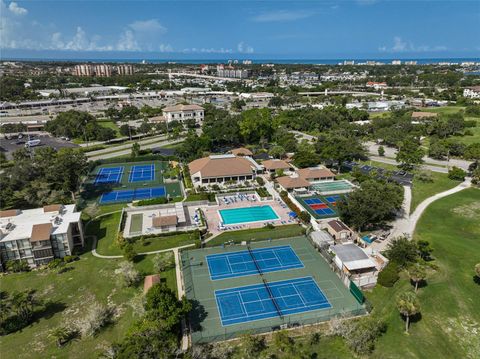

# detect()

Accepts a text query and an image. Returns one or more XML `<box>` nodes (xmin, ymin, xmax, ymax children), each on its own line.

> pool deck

<box><xmin>204</xmin><ymin>199</ymin><xmax>295</xmax><ymax>235</ymax></box>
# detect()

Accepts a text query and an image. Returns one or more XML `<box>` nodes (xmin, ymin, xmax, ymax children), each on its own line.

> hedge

<box><xmin>279</xmin><ymin>191</ymin><xmax>310</xmax><ymax>224</ymax></box>
<box><xmin>377</xmin><ymin>261</ymin><xmax>400</xmax><ymax>287</ymax></box>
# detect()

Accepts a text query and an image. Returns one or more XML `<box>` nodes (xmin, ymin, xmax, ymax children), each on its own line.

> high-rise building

<box><xmin>94</xmin><ymin>64</ymin><xmax>113</xmax><ymax>77</ymax></box>
<box><xmin>73</xmin><ymin>64</ymin><xmax>94</xmax><ymax>77</ymax></box>
<box><xmin>117</xmin><ymin>64</ymin><xmax>134</xmax><ymax>76</ymax></box>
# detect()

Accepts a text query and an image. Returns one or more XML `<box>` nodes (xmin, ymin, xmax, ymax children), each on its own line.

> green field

<box><xmin>0</xmin><ymin>251</ymin><xmax>177</xmax><ymax>359</ymax></box>
<box><xmin>98</xmin><ymin>120</ymin><xmax>121</xmax><ymax>137</ymax></box>
<box><xmin>365</xmin><ymin>188</ymin><xmax>480</xmax><ymax>359</ymax></box>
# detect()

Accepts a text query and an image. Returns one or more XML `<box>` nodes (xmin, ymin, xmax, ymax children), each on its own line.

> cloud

<box><xmin>182</xmin><ymin>47</ymin><xmax>233</xmax><ymax>54</ymax></box>
<box><xmin>237</xmin><ymin>41</ymin><xmax>254</xmax><ymax>54</ymax></box>
<box><xmin>251</xmin><ymin>9</ymin><xmax>314</xmax><ymax>22</ymax></box>
<box><xmin>8</xmin><ymin>1</ymin><xmax>27</xmax><ymax>15</ymax></box>
<box><xmin>379</xmin><ymin>36</ymin><xmax>448</xmax><ymax>53</ymax></box>
<box><xmin>128</xmin><ymin>19</ymin><xmax>166</xmax><ymax>34</ymax></box>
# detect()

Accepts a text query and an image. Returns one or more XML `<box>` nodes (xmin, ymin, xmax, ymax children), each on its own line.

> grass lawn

<box><xmin>453</xmin><ymin>116</ymin><xmax>480</xmax><ymax>146</ymax></box>
<box><xmin>410</xmin><ymin>172</ymin><xmax>460</xmax><ymax>212</ymax></box>
<box><xmin>132</xmin><ymin>232</ymin><xmax>200</xmax><ymax>253</ymax></box>
<box><xmin>205</xmin><ymin>224</ymin><xmax>305</xmax><ymax>247</ymax></box>
<box><xmin>0</xmin><ymin>251</ymin><xmax>178</xmax><ymax>359</ymax></box>
<box><xmin>365</xmin><ymin>188</ymin><xmax>480</xmax><ymax>359</ymax></box>
<box><xmin>98</xmin><ymin>120</ymin><xmax>121</xmax><ymax>137</ymax></box>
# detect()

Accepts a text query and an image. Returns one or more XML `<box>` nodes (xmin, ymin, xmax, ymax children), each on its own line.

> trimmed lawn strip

<box><xmin>205</xmin><ymin>224</ymin><xmax>304</xmax><ymax>247</ymax></box>
<box><xmin>365</xmin><ymin>188</ymin><xmax>480</xmax><ymax>359</ymax></box>
<box><xmin>132</xmin><ymin>232</ymin><xmax>200</xmax><ymax>253</ymax></box>
<box><xmin>410</xmin><ymin>172</ymin><xmax>460</xmax><ymax>212</ymax></box>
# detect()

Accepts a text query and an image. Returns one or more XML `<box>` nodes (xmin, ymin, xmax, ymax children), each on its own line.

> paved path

<box><xmin>371</xmin><ymin>177</ymin><xmax>471</xmax><ymax>251</ymax></box>
<box><xmin>369</xmin><ymin>156</ymin><xmax>448</xmax><ymax>173</ymax></box>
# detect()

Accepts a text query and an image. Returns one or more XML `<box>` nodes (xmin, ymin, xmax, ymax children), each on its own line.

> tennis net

<box><xmin>247</xmin><ymin>245</ymin><xmax>283</xmax><ymax>318</ymax></box>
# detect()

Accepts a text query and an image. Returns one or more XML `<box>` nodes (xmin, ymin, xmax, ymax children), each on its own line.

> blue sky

<box><xmin>1</xmin><ymin>0</ymin><xmax>479</xmax><ymax>59</ymax></box>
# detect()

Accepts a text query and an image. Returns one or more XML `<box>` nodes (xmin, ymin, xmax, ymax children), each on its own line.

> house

<box><xmin>411</xmin><ymin>111</ymin><xmax>438</xmax><ymax>120</ymax></box>
<box><xmin>262</xmin><ymin>159</ymin><xmax>293</xmax><ymax>175</ymax></box>
<box><xmin>144</xmin><ymin>274</ymin><xmax>161</xmax><ymax>293</ymax></box>
<box><xmin>366</xmin><ymin>81</ymin><xmax>387</xmax><ymax>90</ymax></box>
<box><xmin>326</xmin><ymin>219</ymin><xmax>355</xmax><ymax>242</ymax></box>
<box><xmin>0</xmin><ymin>204</ymin><xmax>84</xmax><ymax>268</ymax></box>
<box><xmin>463</xmin><ymin>86</ymin><xmax>480</xmax><ymax>99</ymax></box>
<box><xmin>297</xmin><ymin>167</ymin><xmax>335</xmax><ymax>182</ymax></box>
<box><xmin>276</xmin><ymin>176</ymin><xmax>310</xmax><ymax>192</ymax></box>
<box><xmin>152</xmin><ymin>215</ymin><xmax>178</xmax><ymax>233</ymax></box>
<box><xmin>188</xmin><ymin>154</ymin><xmax>262</xmax><ymax>187</ymax></box>
<box><xmin>330</xmin><ymin>243</ymin><xmax>378</xmax><ymax>288</ymax></box>
<box><xmin>162</xmin><ymin>104</ymin><xmax>204</xmax><ymax>124</ymax></box>
<box><xmin>230</xmin><ymin>147</ymin><xmax>253</xmax><ymax>156</ymax></box>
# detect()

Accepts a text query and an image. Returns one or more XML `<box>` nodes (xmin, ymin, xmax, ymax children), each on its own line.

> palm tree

<box><xmin>396</xmin><ymin>291</ymin><xmax>420</xmax><ymax>334</ymax></box>
<box><xmin>408</xmin><ymin>263</ymin><xmax>427</xmax><ymax>292</ymax></box>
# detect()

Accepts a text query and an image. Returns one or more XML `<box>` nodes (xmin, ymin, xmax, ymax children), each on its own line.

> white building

<box><xmin>0</xmin><ymin>204</ymin><xmax>84</xmax><ymax>268</ymax></box>
<box><xmin>162</xmin><ymin>104</ymin><xmax>204</xmax><ymax>124</ymax></box>
<box><xmin>73</xmin><ymin>64</ymin><xmax>94</xmax><ymax>77</ymax></box>
<box><xmin>463</xmin><ymin>86</ymin><xmax>480</xmax><ymax>99</ymax></box>
<box><xmin>94</xmin><ymin>64</ymin><xmax>113</xmax><ymax>77</ymax></box>
<box><xmin>117</xmin><ymin>64</ymin><xmax>134</xmax><ymax>76</ymax></box>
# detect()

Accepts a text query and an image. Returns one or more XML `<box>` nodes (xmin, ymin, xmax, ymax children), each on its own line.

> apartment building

<box><xmin>0</xmin><ymin>204</ymin><xmax>84</xmax><ymax>268</ymax></box>
<box><xmin>216</xmin><ymin>65</ymin><xmax>250</xmax><ymax>79</ymax></box>
<box><xmin>162</xmin><ymin>104</ymin><xmax>204</xmax><ymax>124</ymax></box>
<box><xmin>73</xmin><ymin>64</ymin><xmax>94</xmax><ymax>77</ymax></box>
<box><xmin>463</xmin><ymin>86</ymin><xmax>480</xmax><ymax>99</ymax></box>
<box><xmin>117</xmin><ymin>64</ymin><xmax>134</xmax><ymax>76</ymax></box>
<box><xmin>94</xmin><ymin>64</ymin><xmax>113</xmax><ymax>77</ymax></box>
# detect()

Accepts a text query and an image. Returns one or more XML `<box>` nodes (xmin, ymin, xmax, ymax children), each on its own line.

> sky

<box><xmin>1</xmin><ymin>0</ymin><xmax>479</xmax><ymax>60</ymax></box>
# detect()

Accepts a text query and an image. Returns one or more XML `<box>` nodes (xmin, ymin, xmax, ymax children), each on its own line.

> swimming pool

<box><xmin>219</xmin><ymin>205</ymin><xmax>279</xmax><ymax>225</ymax></box>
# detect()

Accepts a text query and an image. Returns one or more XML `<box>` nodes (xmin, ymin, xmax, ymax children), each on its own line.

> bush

<box><xmin>5</xmin><ymin>260</ymin><xmax>30</xmax><ymax>273</ymax></box>
<box><xmin>76</xmin><ymin>301</ymin><xmax>115</xmax><ymax>338</ymax></box>
<box><xmin>115</xmin><ymin>261</ymin><xmax>141</xmax><ymax>287</ymax></box>
<box><xmin>448</xmin><ymin>166</ymin><xmax>466</xmax><ymax>181</ymax></box>
<box><xmin>63</xmin><ymin>255</ymin><xmax>78</xmax><ymax>263</ymax></box>
<box><xmin>256</xmin><ymin>177</ymin><xmax>265</xmax><ymax>186</ymax></box>
<box><xmin>378</xmin><ymin>261</ymin><xmax>400</xmax><ymax>287</ymax></box>
<box><xmin>123</xmin><ymin>243</ymin><xmax>137</xmax><ymax>262</ymax></box>
<box><xmin>135</xmin><ymin>197</ymin><xmax>168</xmax><ymax>206</ymax></box>
<box><xmin>415</xmin><ymin>170</ymin><xmax>433</xmax><ymax>183</ymax></box>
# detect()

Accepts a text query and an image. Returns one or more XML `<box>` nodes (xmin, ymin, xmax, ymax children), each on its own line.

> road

<box><xmin>368</xmin><ymin>156</ymin><xmax>449</xmax><ymax>173</ymax></box>
<box><xmin>87</xmin><ymin>137</ymin><xmax>185</xmax><ymax>161</ymax></box>
<box><xmin>365</xmin><ymin>141</ymin><xmax>472</xmax><ymax>171</ymax></box>
<box><xmin>85</xmin><ymin>134</ymin><xmax>170</xmax><ymax>156</ymax></box>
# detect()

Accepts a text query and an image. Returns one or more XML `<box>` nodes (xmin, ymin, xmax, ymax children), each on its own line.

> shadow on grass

<box><xmin>34</xmin><ymin>301</ymin><xmax>68</xmax><ymax>323</ymax></box>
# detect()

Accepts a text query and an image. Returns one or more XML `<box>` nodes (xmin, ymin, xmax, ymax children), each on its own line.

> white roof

<box><xmin>331</xmin><ymin>243</ymin><xmax>376</xmax><ymax>270</ymax></box>
<box><xmin>0</xmin><ymin>204</ymin><xmax>80</xmax><ymax>242</ymax></box>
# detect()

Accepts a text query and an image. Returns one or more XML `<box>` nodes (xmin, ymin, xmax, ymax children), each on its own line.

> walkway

<box><xmin>371</xmin><ymin>177</ymin><xmax>471</xmax><ymax>251</ymax></box>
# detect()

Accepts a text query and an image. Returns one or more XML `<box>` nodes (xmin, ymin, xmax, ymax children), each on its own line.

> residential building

<box><xmin>391</xmin><ymin>60</ymin><xmax>402</xmax><ymax>65</ymax></box>
<box><xmin>73</xmin><ymin>64</ymin><xmax>94</xmax><ymax>77</ymax></box>
<box><xmin>0</xmin><ymin>204</ymin><xmax>84</xmax><ymax>268</ymax></box>
<box><xmin>162</xmin><ymin>104</ymin><xmax>204</xmax><ymax>124</ymax></box>
<box><xmin>152</xmin><ymin>215</ymin><xmax>178</xmax><ymax>233</ymax></box>
<box><xmin>117</xmin><ymin>64</ymin><xmax>134</xmax><ymax>76</ymax></box>
<box><xmin>262</xmin><ymin>159</ymin><xmax>294</xmax><ymax>175</ymax></box>
<box><xmin>297</xmin><ymin>167</ymin><xmax>335</xmax><ymax>182</ymax></box>
<box><xmin>188</xmin><ymin>154</ymin><xmax>262</xmax><ymax>186</ymax></box>
<box><xmin>276</xmin><ymin>176</ymin><xmax>310</xmax><ymax>192</ymax></box>
<box><xmin>366</xmin><ymin>81</ymin><xmax>387</xmax><ymax>90</ymax></box>
<box><xmin>239</xmin><ymin>92</ymin><xmax>274</xmax><ymax>101</ymax></box>
<box><xmin>94</xmin><ymin>64</ymin><xmax>113</xmax><ymax>77</ymax></box>
<box><xmin>216</xmin><ymin>65</ymin><xmax>250</xmax><ymax>79</ymax></box>
<box><xmin>230</xmin><ymin>147</ymin><xmax>253</xmax><ymax>156</ymax></box>
<box><xmin>463</xmin><ymin>86</ymin><xmax>480</xmax><ymax>99</ymax></box>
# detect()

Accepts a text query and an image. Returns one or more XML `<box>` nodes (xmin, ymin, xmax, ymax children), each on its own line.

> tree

<box><xmin>316</xmin><ymin>133</ymin><xmax>366</xmax><ymax>172</ymax></box>
<box><xmin>268</xmin><ymin>96</ymin><xmax>285</xmax><ymax>107</ymax></box>
<box><xmin>396</xmin><ymin>137</ymin><xmax>424</xmax><ymax>170</ymax></box>
<box><xmin>123</xmin><ymin>243</ymin><xmax>137</xmax><ymax>262</ymax></box>
<box><xmin>269</xmin><ymin>145</ymin><xmax>286</xmax><ymax>159</ymax></box>
<box><xmin>231</xmin><ymin>98</ymin><xmax>246</xmax><ymax>111</ymax></box>
<box><xmin>378</xmin><ymin>145</ymin><xmax>385</xmax><ymax>156</ymax></box>
<box><xmin>239</xmin><ymin>108</ymin><xmax>273</xmax><ymax>144</ymax></box>
<box><xmin>294</xmin><ymin>140</ymin><xmax>320</xmax><ymax>168</ymax></box>
<box><xmin>396</xmin><ymin>291</ymin><xmax>420</xmax><ymax>333</ymax></box>
<box><xmin>338</xmin><ymin>180</ymin><xmax>404</xmax><ymax>231</ymax></box>
<box><xmin>447</xmin><ymin>166</ymin><xmax>466</xmax><ymax>181</ymax></box>
<box><xmin>115</xmin><ymin>261</ymin><xmax>140</xmax><ymax>287</ymax></box>
<box><xmin>408</xmin><ymin>263</ymin><xmax>427</xmax><ymax>292</ymax></box>
<box><xmin>464</xmin><ymin>143</ymin><xmax>480</xmax><ymax>164</ymax></box>
<box><xmin>240</xmin><ymin>333</ymin><xmax>266</xmax><ymax>359</ymax></box>
<box><xmin>417</xmin><ymin>240</ymin><xmax>433</xmax><ymax>261</ymax></box>
<box><xmin>384</xmin><ymin>236</ymin><xmax>419</xmax><ymax>268</ymax></box>
<box><xmin>131</xmin><ymin>142</ymin><xmax>140</xmax><ymax>159</ymax></box>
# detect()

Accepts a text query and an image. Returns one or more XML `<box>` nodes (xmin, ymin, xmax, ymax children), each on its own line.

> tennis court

<box><xmin>99</xmin><ymin>186</ymin><xmax>166</xmax><ymax>204</ymax></box>
<box><xmin>310</xmin><ymin>180</ymin><xmax>354</xmax><ymax>194</ymax></box>
<box><xmin>206</xmin><ymin>245</ymin><xmax>304</xmax><ymax>280</ymax></box>
<box><xmin>129</xmin><ymin>164</ymin><xmax>155</xmax><ymax>183</ymax></box>
<box><xmin>303</xmin><ymin>198</ymin><xmax>335</xmax><ymax>216</ymax></box>
<box><xmin>215</xmin><ymin>277</ymin><xmax>331</xmax><ymax>326</ymax></box>
<box><xmin>94</xmin><ymin>166</ymin><xmax>124</xmax><ymax>184</ymax></box>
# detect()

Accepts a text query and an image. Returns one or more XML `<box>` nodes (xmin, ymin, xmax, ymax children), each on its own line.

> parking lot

<box><xmin>0</xmin><ymin>133</ymin><xmax>78</xmax><ymax>159</ymax></box>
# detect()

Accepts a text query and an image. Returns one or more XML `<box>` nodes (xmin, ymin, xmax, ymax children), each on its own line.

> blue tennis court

<box><xmin>325</xmin><ymin>195</ymin><xmax>341</xmax><ymax>203</ymax></box>
<box><xmin>304</xmin><ymin>198</ymin><xmax>322</xmax><ymax>205</ymax></box>
<box><xmin>215</xmin><ymin>276</ymin><xmax>331</xmax><ymax>326</ymax></box>
<box><xmin>129</xmin><ymin>164</ymin><xmax>155</xmax><ymax>183</ymax></box>
<box><xmin>207</xmin><ymin>245</ymin><xmax>303</xmax><ymax>280</ymax></box>
<box><xmin>99</xmin><ymin>186</ymin><xmax>166</xmax><ymax>204</ymax></box>
<box><xmin>94</xmin><ymin>167</ymin><xmax>124</xmax><ymax>184</ymax></box>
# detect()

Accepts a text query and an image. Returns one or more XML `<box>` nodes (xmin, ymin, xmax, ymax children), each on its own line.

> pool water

<box><xmin>219</xmin><ymin>205</ymin><xmax>279</xmax><ymax>225</ymax></box>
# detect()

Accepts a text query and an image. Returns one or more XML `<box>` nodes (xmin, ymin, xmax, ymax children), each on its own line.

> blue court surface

<box><xmin>129</xmin><ymin>164</ymin><xmax>155</xmax><ymax>183</ymax></box>
<box><xmin>215</xmin><ymin>276</ymin><xmax>331</xmax><ymax>326</ymax></box>
<box><xmin>206</xmin><ymin>245</ymin><xmax>303</xmax><ymax>280</ymax></box>
<box><xmin>94</xmin><ymin>167</ymin><xmax>124</xmax><ymax>184</ymax></box>
<box><xmin>219</xmin><ymin>205</ymin><xmax>279</xmax><ymax>225</ymax></box>
<box><xmin>99</xmin><ymin>186</ymin><xmax>165</xmax><ymax>204</ymax></box>
<box><xmin>325</xmin><ymin>195</ymin><xmax>341</xmax><ymax>203</ymax></box>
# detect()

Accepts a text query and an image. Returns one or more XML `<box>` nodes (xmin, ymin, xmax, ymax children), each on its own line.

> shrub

<box><xmin>378</xmin><ymin>261</ymin><xmax>400</xmax><ymax>287</ymax></box>
<box><xmin>135</xmin><ymin>197</ymin><xmax>168</xmax><ymax>206</ymax></box>
<box><xmin>256</xmin><ymin>177</ymin><xmax>265</xmax><ymax>186</ymax></box>
<box><xmin>415</xmin><ymin>170</ymin><xmax>433</xmax><ymax>183</ymax></box>
<box><xmin>63</xmin><ymin>255</ymin><xmax>78</xmax><ymax>263</ymax></box>
<box><xmin>5</xmin><ymin>260</ymin><xmax>30</xmax><ymax>273</ymax></box>
<box><xmin>448</xmin><ymin>166</ymin><xmax>466</xmax><ymax>181</ymax></box>
<box><xmin>47</xmin><ymin>258</ymin><xmax>64</xmax><ymax>269</ymax></box>
<box><xmin>378</xmin><ymin>146</ymin><xmax>385</xmax><ymax>156</ymax></box>
<box><xmin>76</xmin><ymin>301</ymin><xmax>115</xmax><ymax>337</ymax></box>
<box><xmin>115</xmin><ymin>261</ymin><xmax>141</xmax><ymax>287</ymax></box>
<box><xmin>123</xmin><ymin>243</ymin><xmax>137</xmax><ymax>262</ymax></box>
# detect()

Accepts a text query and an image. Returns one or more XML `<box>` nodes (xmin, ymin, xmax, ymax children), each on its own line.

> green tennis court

<box><xmin>182</xmin><ymin>236</ymin><xmax>366</xmax><ymax>343</ymax></box>
<box><xmin>310</xmin><ymin>180</ymin><xmax>354</xmax><ymax>194</ymax></box>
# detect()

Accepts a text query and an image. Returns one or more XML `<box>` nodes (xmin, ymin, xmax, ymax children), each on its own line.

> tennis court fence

<box><xmin>181</xmin><ymin>250</ymin><xmax>367</xmax><ymax>344</ymax></box>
